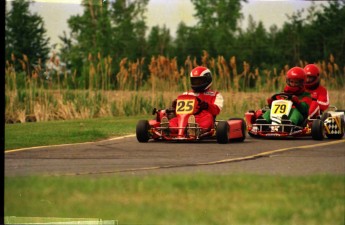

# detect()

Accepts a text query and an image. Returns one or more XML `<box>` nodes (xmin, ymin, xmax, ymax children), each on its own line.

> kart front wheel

<box><xmin>216</xmin><ymin>121</ymin><xmax>229</xmax><ymax>144</ymax></box>
<box><xmin>311</xmin><ymin>119</ymin><xmax>324</xmax><ymax>140</ymax></box>
<box><xmin>136</xmin><ymin>120</ymin><xmax>150</xmax><ymax>142</ymax></box>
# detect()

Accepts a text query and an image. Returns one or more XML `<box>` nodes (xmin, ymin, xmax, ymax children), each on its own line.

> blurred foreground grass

<box><xmin>5</xmin><ymin>174</ymin><xmax>344</xmax><ymax>225</ymax></box>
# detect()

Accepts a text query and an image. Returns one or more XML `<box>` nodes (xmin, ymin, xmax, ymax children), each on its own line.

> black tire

<box><xmin>136</xmin><ymin>120</ymin><xmax>150</xmax><ymax>142</ymax></box>
<box><xmin>216</xmin><ymin>121</ymin><xmax>229</xmax><ymax>144</ymax></box>
<box><xmin>311</xmin><ymin>119</ymin><xmax>324</xmax><ymax>140</ymax></box>
<box><xmin>229</xmin><ymin>118</ymin><xmax>246</xmax><ymax>142</ymax></box>
<box><xmin>321</xmin><ymin>112</ymin><xmax>331</xmax><ymax>122</ymax></box>
<box><xmin>335</xmin><ymin>110</ymin><xmax>345</xmax><ymax>113</ymax></box>
<box><xmin>326</xmin><ymin>118</ymin><xmax>344</xmax><ymax>139</ymax></box>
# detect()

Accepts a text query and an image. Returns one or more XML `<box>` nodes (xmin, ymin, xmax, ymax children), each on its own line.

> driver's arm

<box><xmin>207</xmin><ymin>93</ymin><xmax>224</xmax><ymax>116</ymax></box>
<box><xmin>297</xmin><ymin>96</ymin><xmax>313</xmax><ymax>118</ymax></box>
<box><xmin>317</xmin><ymin>87</ymin><xmax>330</xmax><ymax>111</ymax></box>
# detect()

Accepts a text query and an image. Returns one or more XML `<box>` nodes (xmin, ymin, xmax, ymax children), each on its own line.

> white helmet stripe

<box><xmin>190</xmin><ymin>68</ymin><xmax>211</xmax><ymax>77</ymax></box>
<box><xmin>200</xmin><ymin>69</ymin><xmax>211</xmax><ymax>77</ymax></box>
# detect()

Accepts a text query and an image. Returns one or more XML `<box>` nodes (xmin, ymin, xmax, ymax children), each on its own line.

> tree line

<box><xmin>5</xmin><ymin>0</ymin><xmax>345</xmax><ymax>88</ymax></box>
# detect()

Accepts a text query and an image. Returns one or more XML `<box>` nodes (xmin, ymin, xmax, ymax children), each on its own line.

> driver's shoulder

<box><xmin>318</xmin><ymin>85</ymin><xmax>329</xmax><ymax>93</ymax></box>
<box><xmin>182</xmin><ymin>91</ymin><xmax>195</xmax><ymax>95</ymax></box>
<box><xmin>203</xmin><ymin>90</ymin><xmax>219</xmax><ymax>96</ymax></box>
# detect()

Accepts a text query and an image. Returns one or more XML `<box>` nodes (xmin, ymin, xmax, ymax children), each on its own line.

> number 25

<box><xmin>177</xmin><ymin>100</ymin><xmax>194</xmax><ymax>112</ymax></box>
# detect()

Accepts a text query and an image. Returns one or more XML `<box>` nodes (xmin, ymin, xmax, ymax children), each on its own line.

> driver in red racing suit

<box><xmin>168</xmin><ymin>66</ymin><xmax>224</xmax><ymax>133</ymax></box>
<box><xmin>262</xmin><ymin>67</ymin><xmax>312</xmax><ymax>126</ymax></box>
<box><xmin>303</xmin><ymin>64</ymin><xmax>329</xmax><ymax>118</ymax></box>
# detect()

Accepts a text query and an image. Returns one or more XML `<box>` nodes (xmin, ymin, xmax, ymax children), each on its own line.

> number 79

<box><xmin>273</xmin><ymin>104</ymin><xmax>286</xmax><ymax>114</ymax></box>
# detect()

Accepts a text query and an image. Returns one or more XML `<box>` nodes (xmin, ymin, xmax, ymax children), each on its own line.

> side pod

<box><xmin>228</xmin><ymin>118</ymin><xmax>246</xmax><ymax>142</ymax></box>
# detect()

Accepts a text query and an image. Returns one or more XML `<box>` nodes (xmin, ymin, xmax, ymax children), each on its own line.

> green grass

<box><xmin>4</xmin><ymin>114</ymin><xmax>235</xmax><ymax>151</ymax></box>
<box><xmin>4</xmin><ymin>174</ymin><xmax>345</xmax><ymax>225</ymax></box>
<box><xmin>4</xmin><ymin>116</ymin><xmax>143</xmax><ymax>150</ymax></box>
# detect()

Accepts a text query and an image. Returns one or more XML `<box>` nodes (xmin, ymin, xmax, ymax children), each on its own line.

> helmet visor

<box><xmin>306</xmin><ymin>76</ymin><xmax>317</xmax><ymax>84</ymax></box>
<box><xmin>287</xmin><ymin>79</ymin><xmax>304</xmax><ymax>87</ymax></box>
<box><xmin>191</xmin><ymin>77</ymin><xmax>207</xmax><ymax>86</ymax></box>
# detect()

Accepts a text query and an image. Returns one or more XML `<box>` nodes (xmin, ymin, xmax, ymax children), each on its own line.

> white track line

<box><xmin>61</xmin><ymin>139</ymin><xmax>345</xmax><ymax>176</ymax></box>
<box><xmin>5</xmin><ymin>134</ymin><xmax>136</xmax><ymax>153</ymax></box>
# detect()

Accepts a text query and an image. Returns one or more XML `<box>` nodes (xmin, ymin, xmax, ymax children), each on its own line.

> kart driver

<box><xmin>163</xmin><ymin>66</ymin><xmax>224</xmax><ymax>134</ymax></box>
<box><xmin>261</xmin><ymin>66</ymin><xmax>312</xmax><ymax>126</ymax></box>
<box><xmin>303</xmin><ymin>64</ymin><xmax>329</xmax><ymax>118</ymax></box>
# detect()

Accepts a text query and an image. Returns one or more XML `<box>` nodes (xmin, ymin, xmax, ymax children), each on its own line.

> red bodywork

<box><xmin>140</xmin><ymin>95</ymin><xmax>246</xmax><ymax>142</ymax></box>
<box><xmin>228</xmin><ymin>119</ymin><xmax>246</xmax><ymax>139</ymax></box>
<box><xmin>244</xmin><ymin>110</ymin><xmax>311</xmax><ymax>138</ymax></box>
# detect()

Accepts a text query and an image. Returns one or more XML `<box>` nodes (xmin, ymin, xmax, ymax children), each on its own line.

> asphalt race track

<box><xmin>5</xmin><ymin>135</ymin><xmax>345</xmax><ymax>177</ymax></box>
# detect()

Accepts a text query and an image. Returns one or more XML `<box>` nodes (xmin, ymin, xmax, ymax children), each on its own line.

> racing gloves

<box><xmin>197</xmin><ymin>97</ymin><xmax>209</xmax><ymax>110</ymax></box>
<box><xmin>199</xmin><ymin>101</ymin><xmax>209</xmax><ymax>110</ymax></box>
<box><xmin>171</xmin><ymin>99</ymin><xmax>177</xmax><ymax>109</ymax></box>
<box><xmin>291</xmin><ymin>95</ymin><xmax>300</xmax><ymax>105</ymax></box>
<box><xmin>291</xmin><ymin>95</ymin><xmax>307</xmax><ymax>117</ymax></box>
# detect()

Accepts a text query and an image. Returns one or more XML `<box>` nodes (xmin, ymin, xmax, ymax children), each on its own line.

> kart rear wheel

<box><xmin>136</xmin><ymin>120</ymin><xmax>150</xmax><ymax>142</ymax></box>
<box><xmin>326</xmin><ymin>118</ymin><xmax>344</xmax><ymax>139</ymax></box>
<box><xmin>216</xmin><ymin>121</ymin><xmax>229</xmax><ymax>144</ymax></box>
<box><xmin>311</xmin><ymin>119</ymin><xmax>324</xmax><ymax>140</ymax></box>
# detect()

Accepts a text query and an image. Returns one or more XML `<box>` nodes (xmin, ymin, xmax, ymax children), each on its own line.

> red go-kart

<box><xmin>245</xmin><ymin>93</ymin><xmax>320</xmax><ymax>139</ymax></box>
<box><xmin>136</xmin><ymin>94</ymin><xmax>246</xmax><ymax>144</ymax></box>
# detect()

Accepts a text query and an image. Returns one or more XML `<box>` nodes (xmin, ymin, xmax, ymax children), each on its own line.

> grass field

<box><xmin>4</xmin><ymin>174</ymin><xmax>344</xmax><ymax>225</ymax></box>
<box><xmin>4</xmin><ymin>116</ymin><xmax>140</xmax><ymax>150</ymax></box>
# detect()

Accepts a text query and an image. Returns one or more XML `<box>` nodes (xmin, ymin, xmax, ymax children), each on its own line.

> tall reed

<box><xmin>5</xmin><ymin>52</ymin><xmax>344</xmax><ymax>123</ymax></box>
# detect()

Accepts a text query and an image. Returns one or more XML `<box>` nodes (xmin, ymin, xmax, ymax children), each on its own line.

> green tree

<box><xmin>61</xmin><ymin>0</ymin><xmax>113</xmax><ymax>77</ymax></box>
<box><xmin>147</xmin><ymin>25</ymin><xmax>172</xmax><ymax>57</ymax></box>
<box><xmin>236</xmin><ymin>15</ymin><xmax>270</xmax><ymax>68</ymax></box>
<box><xmin>5</xmin><ymin>0</ymin><xmax>50</xmax><ymax>72</ymax></box>
<box><xmin>190</xmin><ymin>0</ymin><xmax>247</xmax><ymax>58</ymax></box>
<box><xmin>111</xmin><ymin>0</ymin><xmax>149</xmax><ymax>60</ymax></box>
<box><xmin>310</xmin><ymin>1</ymin><xmax>345</xmax><ymax>63</ymax></box>
<box><xmin>174</xmin><ymin>22</ymin><xmax>198</xmax><ymax>66</ymax></box>
<box><xmin>60</xmin><ymin>0</ymin><xmax>149</xmax><ymax>82</ymax></box>
<box><xmin>271</xmin><ymin>1</ymin><xmax>345</xmax><ymax>67</ymax></box>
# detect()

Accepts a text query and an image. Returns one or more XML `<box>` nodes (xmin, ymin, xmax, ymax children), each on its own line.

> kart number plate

<box><xmin>176</xmin><ymin>99</ymin><xmax>195</xmax><ymax>114</ymax></box>
<box><xmin>272</xmin><ymin>102</ymin><xmax>288</xmax><ymax>115</ymax></box>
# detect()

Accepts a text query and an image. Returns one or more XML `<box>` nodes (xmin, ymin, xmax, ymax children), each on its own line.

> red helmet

<box><xmin>190</xmin><ymin>66</ymin><xmax>212</xmax><ymax>92</ymax></box>
<box><xmin>284</xmin><ymin>67</ymin><xmax>306</xmax><ymax>94</ymax></box>
<box><xmin>304</xmin><ymin>64</ymin><xmax>320</xmax><ymax>89</ymax></box>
